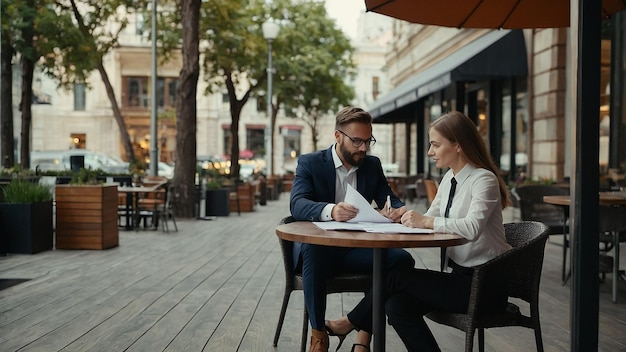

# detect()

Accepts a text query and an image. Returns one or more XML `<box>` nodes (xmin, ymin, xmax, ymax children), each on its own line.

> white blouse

<box><xmin>425</xmin><ymin>164</ymin><xmax>511</xmax><ymax>267</ymax></box>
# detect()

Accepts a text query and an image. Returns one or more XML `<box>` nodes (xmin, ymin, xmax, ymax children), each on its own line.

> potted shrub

<box><xmin>204</xmin><ymin>175</ymin><xmax>230</xmax><ymax>217</ymax></box>
<box><xmin>0</xmin><ymin>179</ymin><xmax>54</xmax><ymax>254</ymax></box>
<box><xmin>55</xmin><ymin>168</ymin><xmax>118</xmax><ymax>250</ymax></box>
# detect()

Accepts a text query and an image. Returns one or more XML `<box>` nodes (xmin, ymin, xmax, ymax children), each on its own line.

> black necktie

<box><xmin>444</xmin><ymin>177</ymin><xmax>457</xmax><ymax>218</ymax></box>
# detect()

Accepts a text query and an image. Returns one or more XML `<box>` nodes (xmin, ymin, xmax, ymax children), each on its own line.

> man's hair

<box><xmin>335</xmin><ymin>106</ymin><xmax>373</xmax><ymax>129</ymax></box>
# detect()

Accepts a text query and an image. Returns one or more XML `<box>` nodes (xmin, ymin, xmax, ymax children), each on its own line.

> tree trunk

<box><xmin>174</xmin><ymin>0</ymin><xmax>201</xmax><ymax>218</ymax></box>
<box><xmin>69</xmin><ymin>0</ymin><xmax>135</xmax><ymax>164</ymax></box>
<box><xmin>95</xmin><ymin>62</ymin><xmax>135</xmax><ymax>163</ymax></box>
<box><xmin>19</xmin><ymin>57</ymin><xmax>34</xmax><ymax>169</ymax></box>
<box><xmin>1</xmin><ymin>35</ymin><xmax>14</xmax><ymax>168</ymax></box>
<box><xmin>225</xmin><ymin>74</ymin><xmax>251</xmax><ymax>180</ymax></box>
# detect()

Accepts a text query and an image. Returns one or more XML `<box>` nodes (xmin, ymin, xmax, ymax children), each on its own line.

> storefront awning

<box><xmin>371</xmin><ymin>29</ymin><xmax>527</xmax><ymax>123</ymax></box>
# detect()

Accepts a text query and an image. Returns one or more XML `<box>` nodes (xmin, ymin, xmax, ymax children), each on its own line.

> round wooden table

<box><xmin>276</xmin><ymin>221</ymin><xmax>468</xmax><ymax>352</ymax></box>
<box><xmin>543</xmin><ymin>192</ymin><xmax>626</xmax><ymax>207</ymax></box>
<box><xmin>544</xmin><ymin>193</ymin><xmax>626</xmax><ymax>300</ymax></box>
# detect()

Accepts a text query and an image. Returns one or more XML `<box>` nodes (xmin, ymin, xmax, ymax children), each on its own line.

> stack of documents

<box><xmin>313</xmin><ymin>221</ymin><xmax>433</xmax><ymax>234</ymax></box>
<box><xmin>312</xmin><ymin>184</ymin><xmax>433</xmax><ymax>234</ymax></box>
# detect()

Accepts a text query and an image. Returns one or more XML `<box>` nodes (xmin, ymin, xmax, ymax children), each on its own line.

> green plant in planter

<box><xmin>70</xmin><ymin>168</ymin><xmax>106</xmax><ymax>185</ymax></box>
<box><xmin>2</xmin><ymin>179</ymin><xmax>53</xmax><ymax>203</ymax></box>
<box><xmin>0</xmin><ymin>165</ymin><xmax>36</xmax><ymax>178</ymax></box>
<box><xmin>206</xmin><ymin>179</ymin><xmax>223</xmax><ymax>189</ymax></box>
<box><xmin>0</xmin><ymin>179</ymin><xmax>54</xmax><ymax>254</ymax></box>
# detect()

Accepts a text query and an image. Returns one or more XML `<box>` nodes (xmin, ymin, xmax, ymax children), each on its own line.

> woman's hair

<box><xmin>430</xmin><ymin>111</ymin><xmax>510</xmax><ymax>208</ymax></box>
<box><xmin>335</xmin><ymin>106</ymin><xmax>373</xmax><ymax>129</ymax></box>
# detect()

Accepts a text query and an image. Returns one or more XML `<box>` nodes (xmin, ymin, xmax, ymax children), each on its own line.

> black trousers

<box><xmin>297</xmin><ymin>244</ymin><xmax>415</xmax><ymax>330</ymax></box>
<box><xmin>347</xmin><ymin>262</ymin><xmax>480</xmax><ymax>352</ymax></box>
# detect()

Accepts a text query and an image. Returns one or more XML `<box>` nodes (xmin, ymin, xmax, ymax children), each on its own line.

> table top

<box><xmin>118</xmin><ymin>184</ymin><xmax>164</xmax><ymax>193</ymax></box>
<box><xmin>543</xmin><ymin>192</ymin><xmax>626</xmax><ymax>206</ymax></box>
<box><xmin>276</xmin><ymin>221</ymin><xmax>468</xmax><ymax>249</ymax></box>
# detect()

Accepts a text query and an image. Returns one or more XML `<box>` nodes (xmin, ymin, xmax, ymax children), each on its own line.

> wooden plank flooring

<box><xmin>1</xmin><ymin>194</ymin><xmax>625</xmax><ymax>351</ymax></box>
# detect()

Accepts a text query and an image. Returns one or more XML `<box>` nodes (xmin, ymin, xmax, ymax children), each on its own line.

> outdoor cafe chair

<box><xmin>273</xmin><ymin>216</ymin><xmax>372</xmax><ymax>352</ymax></box>
<box><xmin>156</xmin><ymin>183</ymin><xmax>178</xmax><ymax>233</ymax></box>
<box><xmin>513</xmin><ymin>184</ymin><xmax>570</xmax><ymax>283</ymax></box>
<box><xmin>598</xmin><ymin>205</ymin><xmax>626</xmax><ymax>303</ymax></box>
<box><xmin>426</xmin><ymin>221</ymin><xmax>550</xmax><ymax>352</ymax></box>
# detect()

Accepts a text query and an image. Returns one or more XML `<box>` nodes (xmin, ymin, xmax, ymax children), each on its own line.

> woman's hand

<box><xmin>401</xmin><ymin>210</ymin><xmax>433</xmax><ymax>229</ymax></box>
<box><xmin>380</xmin><ymin>205</ymin><xmax>407</xmax><ymax>223</ymax></box>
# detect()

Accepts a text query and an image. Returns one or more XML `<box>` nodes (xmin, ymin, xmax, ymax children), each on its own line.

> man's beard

<box><xmin>339</xmin><ymin>142</ymin><xmax>367</xmax><ymax>167</ymax></box>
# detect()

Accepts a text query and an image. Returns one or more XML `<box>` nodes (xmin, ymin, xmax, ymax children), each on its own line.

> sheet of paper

<box><xmin>313</xmin><ymin>221</ymin><xmax>434</xmax><ymax>234</ymax></box>
<box><xmin>344</xmin><ymin>184</ymin><xmax>391</xmax><ymax>223</ymax></box>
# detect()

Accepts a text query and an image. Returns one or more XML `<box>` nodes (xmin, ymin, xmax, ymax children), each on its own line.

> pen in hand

<box><xmin>386</xmin><ymin>195</ymin><xmax>391</xmax><ymax>215</ymax></box>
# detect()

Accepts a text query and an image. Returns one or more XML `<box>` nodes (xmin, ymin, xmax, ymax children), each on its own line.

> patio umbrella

<box><xmin>362</xmin><ymin>1</ymin><xmax>625</xmax><ymax>351</ymax></box>
<box><xmin>365</xmin><ymin>0</ymin><xmax>625</xmax><ymax>28</ymax></box>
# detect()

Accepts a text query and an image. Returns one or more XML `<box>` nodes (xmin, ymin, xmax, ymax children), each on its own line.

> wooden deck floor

<box><xmin>1</xmin><ymin>194</ymin><xmax>625</xmax><ymax>352</ymax></box>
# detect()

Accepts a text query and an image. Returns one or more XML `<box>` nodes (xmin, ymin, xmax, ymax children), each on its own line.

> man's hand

<box><xmin>331</xmin><ymin>202</ymin><xmax>358</xmax><ymax>221</ymax></box>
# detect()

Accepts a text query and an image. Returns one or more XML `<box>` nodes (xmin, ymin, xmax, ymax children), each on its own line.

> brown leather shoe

<box><xmin>309</xmin><ymin>328</ymin><xmax>329</xmax><ymax>352</ymax></box>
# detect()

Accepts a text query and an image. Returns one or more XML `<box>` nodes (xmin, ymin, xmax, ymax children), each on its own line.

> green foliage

<box><xmin>69</xmin><ymin>168</ymin><xmax>105</xmax><ymax>185</ymax></box>
<box><xmin>1</xmin><ymin>179</ymin><xmax>53</xmax><ymax>204</ymax></box>
<box><xmin>0</xmin><ymin>165</ymin><xmax>35</xmax><ymax>177</ymax></box>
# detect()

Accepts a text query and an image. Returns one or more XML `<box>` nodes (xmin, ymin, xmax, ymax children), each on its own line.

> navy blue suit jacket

<box><xmin>289</xmin><ymin>146</ymin><xmax>404</xmax><ymax>268</ymax></box>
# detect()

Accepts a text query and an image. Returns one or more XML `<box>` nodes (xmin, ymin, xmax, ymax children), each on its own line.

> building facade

<box><xmin>368</xmin><ymin>13</ymin><xmax>626</xmax><ymax>185</ymax></box>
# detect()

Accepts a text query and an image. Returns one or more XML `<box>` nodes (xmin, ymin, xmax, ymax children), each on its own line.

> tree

<box><xmin>198</xmin><ymin>0</ymin><xmax>354</xmax><ymax>178</ymax></box>
<box><xmin>269</xmin><ymin>0</ymin><xmax>355</xmax><ymax>154</ymax></box>
<box><xmin>1</xmin><ymin>0</ymin><xmax>144</xmax><ymax>169</ymax></box>
<box><xmin>155</xmin><ymin>0</ymin><xmax>354</xmax><ymax>215</ymax></box>
<box><xmin>0</xmin><ymin>1</ymin><xmax>16</xmax><ymax>168</ymax></box>
<box><xmin>1</xmin><ymin>0</ymin><xmax>41</xmax><ymax>168</ymax></box>
<box><xmin>199</xmin><ymin>0</ymin><xmax>268</xmax><ymax>179</ymax></box>
<box><xmin>45</xmin><ymin>0</ymin><xmax>140</xmax><ymax>164</ymax></box>
<box><xmin>174</xmin><ymin>0</ymin><xmax>201</xmax><ymax>218</ymax></box>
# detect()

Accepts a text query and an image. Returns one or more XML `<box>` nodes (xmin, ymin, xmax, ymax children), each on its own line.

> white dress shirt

<box><xmin>319</xmin><ymin>144</ymin><xmax>359</xmax><ymax>221</ymax></box>
<box><xmin>425</xmin><ymin>164</ymin><xmax>511</xmax><ymax>267</ymax></box>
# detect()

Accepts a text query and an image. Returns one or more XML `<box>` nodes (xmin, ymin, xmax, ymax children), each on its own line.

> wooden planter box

<box><xmin>0</xmin><ymin>201</ymin><xmax>53</xmax><ymax>254</ymax></box>
<box><xmin>229</xmin><ymin>182</ymin><xmax>255</xmax><ymax>213</ymax></box>
<box><xmin>55</xmin><ymin>185</ymin><xmax>118</xmax><ymax>250</ymax></box>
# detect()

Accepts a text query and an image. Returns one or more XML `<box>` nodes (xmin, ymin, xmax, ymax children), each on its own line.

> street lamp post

<box><xmin>149</xmin><ymin>0</ymin><xmax>158</xmax><ymax>176</ymax></box>
<box><xmin>262</xmin><ymin>19</ymin><xmax>280</xmax><ymax>177</ymax></box>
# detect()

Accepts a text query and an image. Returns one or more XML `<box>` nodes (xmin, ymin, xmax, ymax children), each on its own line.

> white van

<box><xmin>31</xmin><ymin>150</ymin><xmax>130</xmax><ymax>174</ymax></box>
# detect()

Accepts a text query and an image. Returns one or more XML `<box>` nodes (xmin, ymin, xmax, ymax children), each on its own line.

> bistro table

<box><xmin>275</xmin><ymin>221</ymin><xmax>468</xmax><ymax>352</ymax></box>
<box><xmin>544</xmin><ymin>193</ymin><xmax>626</xmax><ymax>300</ymax></box>
<box><xmin>118</xmin><ymin>182</ymin><xmax>167</xmax><ymax>230</ymax></box>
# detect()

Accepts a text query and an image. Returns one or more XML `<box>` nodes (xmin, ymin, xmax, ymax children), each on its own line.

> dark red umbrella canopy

<box><xmin>364</xmin><ymin>0</ymin><xmax>625</xmax><ymax>28</ymax></box>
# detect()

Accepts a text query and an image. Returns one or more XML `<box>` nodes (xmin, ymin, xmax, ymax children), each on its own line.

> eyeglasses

<box><xmin>337</xmin><ymin>130</ymin><xmax>376</xmax><ymax>148</ymax></box>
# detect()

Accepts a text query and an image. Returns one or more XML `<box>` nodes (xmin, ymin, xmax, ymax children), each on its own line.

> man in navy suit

<box><xmin>290</xmin><ymin>106</ymin><xmax>415</xmax><ymax>352</ymax></box>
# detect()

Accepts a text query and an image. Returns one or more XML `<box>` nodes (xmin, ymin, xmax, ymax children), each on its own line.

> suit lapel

<box><xmin>322</xmin><ymin>147</ymin><xmax>336</xmax><ymax>201</ymax></box>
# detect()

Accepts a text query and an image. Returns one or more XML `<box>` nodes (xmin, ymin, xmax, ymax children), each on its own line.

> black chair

<box><xmin>598</xmin><ymin>205</ymin><xmax>626</xmax><ymax>303</ymax></box>
<box><xmin>426</xmin><ymin>221</ymin><xmax>550</xmax><ymax>352</ymax></box>
<box><xmin>273</xmin><ymin>216</ymin><xmax>372</xmax><ymax>352</ymax></box>
<box><xmin>157</xmin><ymin>184</ymin><xmax>178</xmax><ymax>233</ymax></box>
<box><xmin>512</xmin><ymin>184</ymin><xmax>569</xmax><ymax>282</ymax></box>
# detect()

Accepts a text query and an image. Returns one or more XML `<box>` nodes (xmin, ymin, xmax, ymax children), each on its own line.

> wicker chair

<box><xmin>426</xmin><ymin>221</ymin><xmax>550</xmax><ymax>352</ymax></box>
<box><xmin>273</xmin><ymin>216</ymin><xmax>372</xmax><ymax>352</ymax></box>
<box><xmin>512</xmin><ymin>184</ymin><xmax>569</xmax><ymax>282</ymax></box>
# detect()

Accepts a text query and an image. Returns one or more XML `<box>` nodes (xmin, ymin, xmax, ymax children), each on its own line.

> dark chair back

<box><xmin>598</xmin><ymin>205</ymin><xmax>626</xmax><ymax>302</ymax></box>
<box><xmin>512</xmin><ymin>184</ymin><xmax>569</xmax><ymax>235</ymax></box>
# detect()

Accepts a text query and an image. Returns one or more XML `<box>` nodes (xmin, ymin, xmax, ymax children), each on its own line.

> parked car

<box><xmin>31</xmin><ymin>150</ymin><xmax>130</xmax><ymax>174</ymax></box>
<box><xmin>146</xmin><ymin>162</ymin><xmax>174</xmax><ymax>179</ymax></box>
